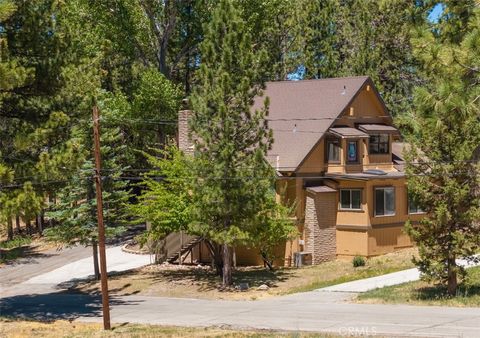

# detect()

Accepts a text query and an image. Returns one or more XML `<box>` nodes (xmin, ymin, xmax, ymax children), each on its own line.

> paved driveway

<box><xmin>0</xmin><ymin>245</ymin><xmax>152</xmax><ymax>297</ymax></box>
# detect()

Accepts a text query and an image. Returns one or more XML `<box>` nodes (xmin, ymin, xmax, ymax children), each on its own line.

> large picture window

<box><xmin>369</xmin><ymin>134</ymin><xmax>389</xmax><ymax>154</ymax></box>
<box><xmin>375</xmin><ymin>187</ymin><xmax>395</xmax><ymax>216</ymax></box>
<box><xmin>340</xmin><ymin>189</ymin><xmax>362</xmax><ymax>210</ymax></box>
<box><xmin>326</xmin><ymin>138</ymin><xmax>340</xmax><ymax>163</ymax></box>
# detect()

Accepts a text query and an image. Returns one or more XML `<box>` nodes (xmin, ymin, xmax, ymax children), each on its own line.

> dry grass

<box><xmin>0</xmin><ymin>235</ymin><xmax>57</xmax><ymax>266</ymax></box>
<box><xmin>72</xmin><ymin>248</ymin><xmax>417</xmax><ymax>301</ymax></box>
<box><xmin>357</xmin><ymin>266</ymin><xmax>480</xmax><ymax>307</ymax></box>
<box><xmin>0</xmin><ymin>318</ymin><xmax>343</xmax><ymax>338</ymax></box>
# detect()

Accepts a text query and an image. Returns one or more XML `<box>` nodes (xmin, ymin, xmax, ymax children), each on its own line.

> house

<box><xmin>178</xmin><ymin>76</ymin><xmax>425</xmax><ymax>266</ymax></box>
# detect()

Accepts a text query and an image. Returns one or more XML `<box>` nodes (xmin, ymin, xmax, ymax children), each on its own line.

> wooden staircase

<box><xmin>163</xmin><ymin>232</ymin><xmax>203</xmax><ymax>264</ymax></box>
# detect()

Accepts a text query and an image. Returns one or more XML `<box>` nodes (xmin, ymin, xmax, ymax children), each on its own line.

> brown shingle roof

<box><xmin>253</xmin><ymin>76</ymin><xmax>370</xmax><ymax>171</ymax></box>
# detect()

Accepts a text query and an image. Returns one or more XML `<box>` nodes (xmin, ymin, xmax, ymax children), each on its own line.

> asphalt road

<box><xmin>2</xmin><ymin>290</ymin><xmax>479</xmax><ymax>337</ymax></box>
<box><xmin>1</xmin><ymin>241</ymin><xmax>479</xmax><ymax>337</ymax></box>
<box><xmin>0</xmin><ymin>245</ymin><xmax>93</xmax><ymax>285</ymax></box>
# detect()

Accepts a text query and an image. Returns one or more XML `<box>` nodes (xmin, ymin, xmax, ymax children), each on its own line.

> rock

<box><xmin>238</xmin><ymin>282</ymin><xmax>249</xmax><ymax>291</ymax></box>
<box><xmin>257</xmin><ymin>284</ymin><xmax>269</xmax><ymax>291</ymax></box>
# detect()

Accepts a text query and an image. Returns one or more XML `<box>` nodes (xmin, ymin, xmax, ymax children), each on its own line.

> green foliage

<box><xmin>45</xmin><ymin>92</ymin><xmax>130</xmax><ymax>247</ymax></box>
<box><xmin>405</xmin><ymin>5</ymin><xmax>480</xmax><ymax>295</ymax></box>
<box><xmin>130</xmin><ymin>145</ymin><xmax>193</xmax><ymax>244</ymax></box>
<box><xmin>289</xmin><ymin>0</ymin><xmax>340</xmax><ymax>79</ymax></box>
<box><xmin>290</xmin><ymin>0</ymin><xmax>421</xmax><ymax>116</ymax></box>
<box><xmin>353</xmin><ymin>255</ymin><xmax>366</xmax><ymax>268</ymax></box>
<box><xmin>0</xmin><ymin>235</ymin><xmax>32</xmax><ymax>249</ymax></box>
<box><xmin>188</xmin><ymin>0</ymin><xmax>295</xmax><ymax>285</ymax></box>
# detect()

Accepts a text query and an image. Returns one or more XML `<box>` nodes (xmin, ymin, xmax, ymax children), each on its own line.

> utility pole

<box><xmin>92</xmin><ymin>105</ymin><xmax>111</xmax><ymax>330</ymax></box>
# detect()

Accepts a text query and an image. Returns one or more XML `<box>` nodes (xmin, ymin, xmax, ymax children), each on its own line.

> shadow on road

<box><xmin>0</xmin><ymin>291</ymin><xmax>143</xmax><ymax>321</ymax></box>
<box><xmin>0</xmin><ymin>246</ymin><xmax>58</xmax><ymax>267</ymax></box>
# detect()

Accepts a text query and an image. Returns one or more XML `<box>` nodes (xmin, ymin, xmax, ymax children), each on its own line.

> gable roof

<box><xmin>253</xmin><ymin>76</ymin><xmax>381</xmax><ymax>171</ymax></box>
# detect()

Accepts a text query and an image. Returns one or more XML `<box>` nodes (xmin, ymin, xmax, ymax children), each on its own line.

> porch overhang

<box><xmin>328</xmin><ymin>127</ymin><xmax>369</xmax><ymax>139</ymax></box>
<box><xmin>358</xmin><ymin>124</ymin><xmax>399</xmax><ymax>135</ymax></box>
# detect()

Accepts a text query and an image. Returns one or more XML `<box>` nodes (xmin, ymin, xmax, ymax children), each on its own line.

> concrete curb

<box><xmin>121</xmin><ymin>241</ymin><xmax>152</xmax><ymax>256</ymax></box>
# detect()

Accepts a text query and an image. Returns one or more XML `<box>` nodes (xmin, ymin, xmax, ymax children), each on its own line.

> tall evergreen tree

<box><xmin>290</xmin><ymin>0</ymin><xmax>340</xmax><ymax>79</ymax></box>
<box><xmin>291</xmin><ymin>0</ymin><xmax>422</xmax><ymax>117</ymax></box>
<box><xmin>189</xmin><ymin>0</ymin><xmax>289</xmax><ymax>286</ymax></box>
<box><xmin>45</xmin><ymin>94</ymin><xmax>130</xmax><ymax>279</ymax></box>
<box><xmin>405</xmin><ymin>4</ymin><xmax>480</xmax><ymax>296</ymax></box>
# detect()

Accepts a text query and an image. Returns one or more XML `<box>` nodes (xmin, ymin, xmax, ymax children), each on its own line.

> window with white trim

<box><xmin>375</xmin><ymin>187</ymin><xmax>395</xmax><ymax>216</ymax></box>
<box><xmin>340</xmin><ymin>189</ymin><xmax>362</xmax><ymax>210</ymax></box>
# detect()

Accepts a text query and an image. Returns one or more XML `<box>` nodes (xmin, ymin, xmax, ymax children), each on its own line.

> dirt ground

<box><xmin>0</xmin><ymin>319</ymin><xmax>345</xmax><ymax>338</ymax></box>
<box><xmin>72</xmin><ymin>248</ymin><xmax>417</xmax><ymax>300</ymax></box>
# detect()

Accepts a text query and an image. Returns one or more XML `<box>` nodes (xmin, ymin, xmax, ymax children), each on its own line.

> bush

<box><xmin>353</xmin><ymin>255</ymin><xmax>366</xmax><ymax>267</ymax></box>
<box><xmin>0</xmin><ymin>235</ymin><xmax>32</xmax><ymax>249</ymax></box>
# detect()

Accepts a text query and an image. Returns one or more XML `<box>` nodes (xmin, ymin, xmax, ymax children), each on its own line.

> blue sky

<box><xmin>428</xmin><ymin>3</ymin><xmax>444</xmax><ymax>23</ymax></box>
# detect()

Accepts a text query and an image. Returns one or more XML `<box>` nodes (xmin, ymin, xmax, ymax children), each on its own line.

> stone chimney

<box><xmin>178</xmin><ymin>99</ymin><xmax>194</xmax><ymax>155</ymax></box>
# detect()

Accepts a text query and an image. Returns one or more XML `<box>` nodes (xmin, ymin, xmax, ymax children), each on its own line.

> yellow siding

<box><xmin>366</xmin><ymin>179</ymin><xmax>424</xmax><ymax>226</ymax></box>
<box><xmin>336</xmin><ymin>180</ymin><xmax>370</xmax><ymax>227</ymax></box>
<box><xmin>336</xmin><ymin>229</ymin><xmax>368</xmax><ymax>256</ymax></box>
<box><xmin>297</xmin><ymin>139</ymin><xmax>326</xmax><ymax>173</ymax></box>
<box><xmin>368</xmin><ymin>226</ymin><xmax>413</xmax><ymax>256</ymax></box>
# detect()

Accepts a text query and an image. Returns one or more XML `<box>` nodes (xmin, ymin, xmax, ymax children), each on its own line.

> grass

<box><xmin>0</xmin><ymin>235</ymin><xmax>33</xmax><ymax>264</ymax></box>
<box><xmin>72</xmin><ymin>248</ymin><xmax>417</xmax><ymax>301</ymax></box>
<box><xmin>0</xmin><ymin>234</ymin><xmax>55</xmax><ymax>265</ymax></box>
<box><xmin>0</xmin><ymin>318</ymin><xmax>344</xmax><ymax>338</ymax></box>
<box><xmin>357</xmin><ymin>266</ymin><xmax>480</xmax><ymax>307</ymax></box>
<box><xmin>0</xmin><ymin>235</ymin><xmax>33</xmax><ymax>249</ymax></box>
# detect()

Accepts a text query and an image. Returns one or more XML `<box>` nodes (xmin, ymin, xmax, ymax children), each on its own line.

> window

<box><xmin>369</xmin><ymin>134</ymin><xmax>389</xmax><ymax>154</ymax></box>
<box><xmin>340</xmin><ymin>189</ymin><xmax>362</xmax><ymax>210</ymax></box>
<box><xmin>347</xmin><ymin>141</ymin><xmax>358</xmax><ymax>163</ymax></box>
<box><xmin>326</xmin><ymin>138</ymin><xmax>340</xmax><ymax>163</ymax></box>
<box><xmin>408</xmin><ymin>192</ymin><xmax>424</xmax><ymax>214</ymax></box>
<box><xmin>375</xmin><ymin>187</ymin><xmax>395</xmax><ymax>216</ymax></box>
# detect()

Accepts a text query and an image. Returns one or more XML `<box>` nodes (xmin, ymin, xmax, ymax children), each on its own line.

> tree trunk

<box><xmin>36</xmin><ymin>214</ymin><xmax>43</xmax><ymax>235</ymax></box>
<box><xmin>92</xmin><ymin>241</ymin><xmax>100</xmax><ymax>280</ymax></box>
<box><xmin>26</xmin><ymin>220</ymin><xmax>32</xmax><ymax>234</ymax></box>
<box><xmin>261</xmin><ymin>252</ymin><xmax>274</xmax><ymax>271</ymax></box>
<box><xmin>447</xmin><ymin>255</ymin><xmax>457</xmax><ymax>296</ymax></box>
<box><xmin>7</xmin><ymin>217</ymin><xmax>14</xmax><ymax>241</ymax></box>
<box><xmin>15</xmin><ymin>215</ymin><xmax>20</xmax><ymax>234</ymax></box>
<box><xmin>222</xmin><ymin>244</ymin><xmax>233</xmax><ymax>286</ymax></box>
<box><xmin>205</xmin><ymin>240</ymin><xmax>223</xmax><ymax>276</ymax></box>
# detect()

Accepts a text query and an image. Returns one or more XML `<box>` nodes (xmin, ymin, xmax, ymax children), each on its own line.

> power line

<box><xmin>98</xmin><ymin>114</ymin><xmax>394</xmax><ymax>126</ymax></box>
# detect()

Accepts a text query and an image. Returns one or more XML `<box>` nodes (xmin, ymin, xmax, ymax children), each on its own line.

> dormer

<box><xmin>251</xmin><ymin>76</ymin><xmax>401</xmax><ymax>175</ymax></box>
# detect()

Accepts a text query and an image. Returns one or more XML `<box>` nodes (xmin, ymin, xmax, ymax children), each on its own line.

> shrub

<box><xmin>353</xmin><ymin>255</ymin><xmax>366</xmax><ymax>268</ymax></box>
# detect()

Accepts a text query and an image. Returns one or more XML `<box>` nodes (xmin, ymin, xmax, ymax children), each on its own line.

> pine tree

<box><xmin>189</xmin><ymin>0</ymin><xmax>291</xmax><ymax>286</ymax></box>
<box><xmin>405</xmin><ymin>5</ymin><xmax>480</xmax><ymax>296</ymax></box>
<box><xmin>45</xmin><ymin>94</ymin><xmax>130</xmax><ymax>279</ymax></box>
<box><xmin>338</xmin><ymin>0</ymin><xmax>421</xmax><ymax>117</ymax></box>
<box><xmin>290</xmin><ymin>0</ymin><xmax>340</xmax><ymax>79</ymax></box>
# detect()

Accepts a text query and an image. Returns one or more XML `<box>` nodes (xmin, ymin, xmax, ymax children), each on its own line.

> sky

<box><xmin>428</xmin><ymin>3</ymin><xmax>444</xmax><ymax>23</ymax></box>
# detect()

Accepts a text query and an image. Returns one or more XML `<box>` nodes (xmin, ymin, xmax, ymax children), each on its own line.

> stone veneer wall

<box><xmin>304</xmin><ymin>192</ymin><xmax>337</xmax><ymax>264</ymax></box>
<box><xmin>178</xmin><ymin>110</ymin><xmax>193</xmax><ymax>155</ymax></box>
